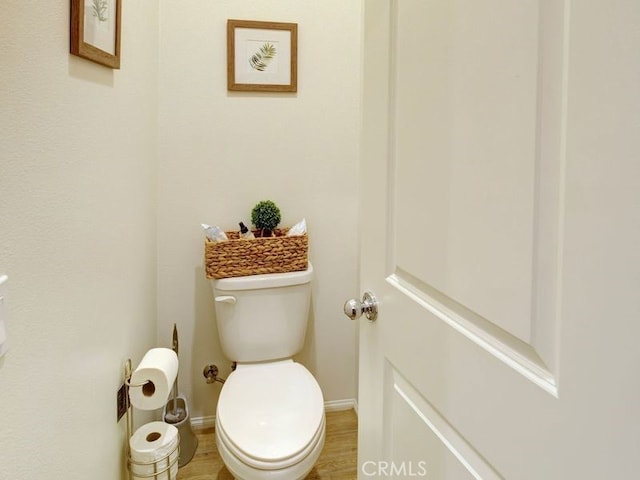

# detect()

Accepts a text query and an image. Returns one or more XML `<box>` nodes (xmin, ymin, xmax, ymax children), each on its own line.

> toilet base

<box><xmin>215</xmin><ymin>415</ymin><xmax>325</xmax><ymax>480</ymax></box>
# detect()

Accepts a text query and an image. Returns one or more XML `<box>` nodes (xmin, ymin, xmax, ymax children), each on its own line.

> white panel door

<box><xmin>357</xmin><ymin>1</ymin><xmax>640</xmax><ymax>479</ymax></box>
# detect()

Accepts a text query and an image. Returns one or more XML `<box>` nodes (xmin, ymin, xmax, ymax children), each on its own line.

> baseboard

<box><xmin>324</xmin><ymin>398</ymin><xmax>358</xmax><ymax>412</ymax></box>
<box><xmin>190</xmin><ymin>415</ymin><xmax>216</xmax><ymax>429</ymax></box>
<box><xmin>190</xmin><ymin>398</ymin><xmax>358</xmax><ymax>429</ymax></box>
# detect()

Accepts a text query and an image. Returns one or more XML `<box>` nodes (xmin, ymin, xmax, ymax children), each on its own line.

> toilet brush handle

<box><xmin>171</xmin><ymin>379</ymin><xmax>178</xmax><ymax>416</ymax></box>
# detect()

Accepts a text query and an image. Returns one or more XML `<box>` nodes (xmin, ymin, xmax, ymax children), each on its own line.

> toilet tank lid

<box><xmin>213</xmin><ymin>262</ymin><xmax>313</xmax><ymax>291</ymax></box>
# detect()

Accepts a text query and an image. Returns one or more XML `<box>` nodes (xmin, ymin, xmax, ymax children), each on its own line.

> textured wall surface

<box><xmin>0</xmin><ymin>1</ymin><xmax>159</xmax><ymax>478</ymax></box>
<box><xmin>157</xmin><ymin>1</ymin><xmax>362</xmax><ymax>420</ymax></box>
<box><xmin>0</xmin><ymin>1</ymin><xmax>361</xmax><ymax>477</ymax></box>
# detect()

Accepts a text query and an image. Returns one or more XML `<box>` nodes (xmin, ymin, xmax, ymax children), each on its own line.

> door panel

<box><xmin>390</xmin><ymin>0</ymin><xmax>563</xmax><ymax>395</ymax></box>
<box><xmin>359</xmin><ymin>0</ymin><xmax>640</xmax><ymax>479</ymax></box>
<box><xmin>384</xmin><ymin>363</ymin><xmax>503</xmax><ymax>480</ymax></box>
<box><xmin>393</xmin><ymin>0</ymin><xmax>539</xmax><ymax>344</ymax></box>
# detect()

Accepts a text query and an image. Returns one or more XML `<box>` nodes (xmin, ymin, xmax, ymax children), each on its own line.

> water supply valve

<box><xmin>203</xmin><ymin>364</ymin><xmax>225</xmax><ymax>384</ymax></box>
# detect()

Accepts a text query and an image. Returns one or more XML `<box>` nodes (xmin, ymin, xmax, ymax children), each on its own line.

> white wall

<box><xmin>157</xmin><ymin>0</ymin><xmax>361</xmax><ymax>420</ymax></box>
<box><xmin>0</xmin><ymin>2</ymin><xmax>159</xmax><ymax>479</ymax></box>
<box><xmin>0</xmin><ymin>1</ymin><xmax>360</xmax><ymax>476</ymax></box>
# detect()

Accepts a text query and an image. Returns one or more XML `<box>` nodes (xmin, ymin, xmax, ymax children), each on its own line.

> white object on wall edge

<box><xmin>0</xmin><ymin>275</ymin><xmax>8</xmax><ymax>358</ymax></box>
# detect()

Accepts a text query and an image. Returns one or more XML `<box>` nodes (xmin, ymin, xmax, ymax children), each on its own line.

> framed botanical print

<box><xmin>70</xmin><ymin>0</ymin><xmax>122</xmax><ymax>69</ymax></box>
<box><xmin>227</xmin><ymin>19</ymin><xmax>298</xmax><ymax>92</ymax></box>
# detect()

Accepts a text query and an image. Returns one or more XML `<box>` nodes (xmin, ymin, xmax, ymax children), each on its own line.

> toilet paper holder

<box><xmin>124</xmin><ymin>358</ymin><xmax>180</xmax><ymax>480</ymax></box>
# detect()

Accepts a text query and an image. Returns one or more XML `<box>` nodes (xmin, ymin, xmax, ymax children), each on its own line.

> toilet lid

<box><xmin>217</xmin><ymin>361</ymin><xmax>324</xmax><ymax>466</ymax></box>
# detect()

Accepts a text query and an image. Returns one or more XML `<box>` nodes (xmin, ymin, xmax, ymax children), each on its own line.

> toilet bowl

<box><xmin>215</xmin><ymin>361</ymin><xmax>325</xmax><ymax>479</ymax></box>
<box><xmin>210</xmin><ymin>264</ymin><xmax>325</xmax><ymax>480</ymax></box>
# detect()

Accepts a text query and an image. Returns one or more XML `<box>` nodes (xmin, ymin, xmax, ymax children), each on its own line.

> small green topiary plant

<box><xmin>251</xmin><ymin>200</ymin><xmax>282</xmax><ymax>237</ymax></box>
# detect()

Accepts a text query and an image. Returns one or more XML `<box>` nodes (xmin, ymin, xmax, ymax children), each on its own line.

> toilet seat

<box><xmin>217</xmin><ymin>412</ymin><xmax>325</xmax><ymax>471</ymax></box>
<box><xmin>216</xmin><ymin>360</ymin><xmax>325</xmax><ymax>470</ymax></box>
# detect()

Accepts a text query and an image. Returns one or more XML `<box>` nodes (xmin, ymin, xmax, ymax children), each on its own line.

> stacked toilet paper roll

<box><xmin>129</xmin><ymin>348</ymin><xmax>179</xmax><ymax>411</ymax></box>
<box><xmin>129</xmin><ymin>421</ymin><xmax>179</xmax><ymax>480</ymax></box>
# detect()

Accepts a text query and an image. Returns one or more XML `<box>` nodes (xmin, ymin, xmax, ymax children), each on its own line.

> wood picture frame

<box><xmin>227</xmin><ymin>19</ymin><xmax>298</xmax><ymax>92</ymax></box>
<box><xmin>70</xmin><ymin>0</ymin><xmax>122</xmax><ymax>69</ymax></box>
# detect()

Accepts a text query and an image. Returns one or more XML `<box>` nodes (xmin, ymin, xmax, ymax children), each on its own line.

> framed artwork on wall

<box><xmin>227</xmin><ymin>19</ymin><xmax>298</xmax><ymax>92</ymax></box>
<box><xmin>70</xmin><ymin>0</ymin><xmax>122</xmax><ymax>69</ymax></box>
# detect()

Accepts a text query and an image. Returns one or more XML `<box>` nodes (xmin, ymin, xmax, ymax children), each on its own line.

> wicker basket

<box><xmin>205</xmin><ymin>228</ymin><xmax>308</xmax><ymax>279</ymax></box>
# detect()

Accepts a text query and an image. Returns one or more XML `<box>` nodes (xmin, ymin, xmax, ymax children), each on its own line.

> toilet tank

<box><xmin>210</xmin><ymin>263</ymin><xmax>313</xmax><ymax>363</ymax></box>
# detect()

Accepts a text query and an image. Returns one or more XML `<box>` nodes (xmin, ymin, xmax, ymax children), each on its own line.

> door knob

<box><xmin>343</xmin><ymin>291</ymin><xmax>378</xmax><ymax>322</ymax></box>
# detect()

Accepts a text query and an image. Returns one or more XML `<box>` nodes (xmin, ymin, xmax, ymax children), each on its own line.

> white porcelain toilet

<box><xmin>210</xmin><ymin>263</ymin><xmax>325</xmax><ymax>480</ymax></box>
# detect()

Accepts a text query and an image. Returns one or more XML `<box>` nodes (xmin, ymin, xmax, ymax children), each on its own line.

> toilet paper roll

<box><xmin>129</xmin><ymin>421</ymin><xmax>179</xmax><ymax>480</ymax></box>
<box><xmin>129</xmin><ymin>348</ymin><xmax>179</xmax><ymax>411</ymax></box>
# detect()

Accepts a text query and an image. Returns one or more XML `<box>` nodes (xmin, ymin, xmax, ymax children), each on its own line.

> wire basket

<box><xmin>205</xmin><ymin>228</ymin><xmax>308</xmax><ymax>279</ymax></box>
<box><xmin>127</xmin><ymin>443</ymin><xmax>180</xmax><ymax>480</ymax></box>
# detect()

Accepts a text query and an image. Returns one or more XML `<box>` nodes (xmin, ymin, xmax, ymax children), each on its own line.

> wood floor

<box><xmin>177</xmin><ymin>409</ymin><xmax>358</xmax><ymax>480</ymax></box>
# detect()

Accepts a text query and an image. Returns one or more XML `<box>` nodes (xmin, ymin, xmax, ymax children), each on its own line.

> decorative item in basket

<box><xmin>205</xmin><ymin>227</ymin><xmax>308</xmax><ymax>279</ymax></box>
<box><xmin>251</xmin><ymin>200</ymin><xmax>281</xmax><ymax>238</ymax></box>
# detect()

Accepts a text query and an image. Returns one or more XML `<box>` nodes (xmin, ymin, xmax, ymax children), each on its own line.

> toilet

<box><xmin>210</xmin><ymin>263</ymin><xmax>325</xmax><ymax>480</ymax></box>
